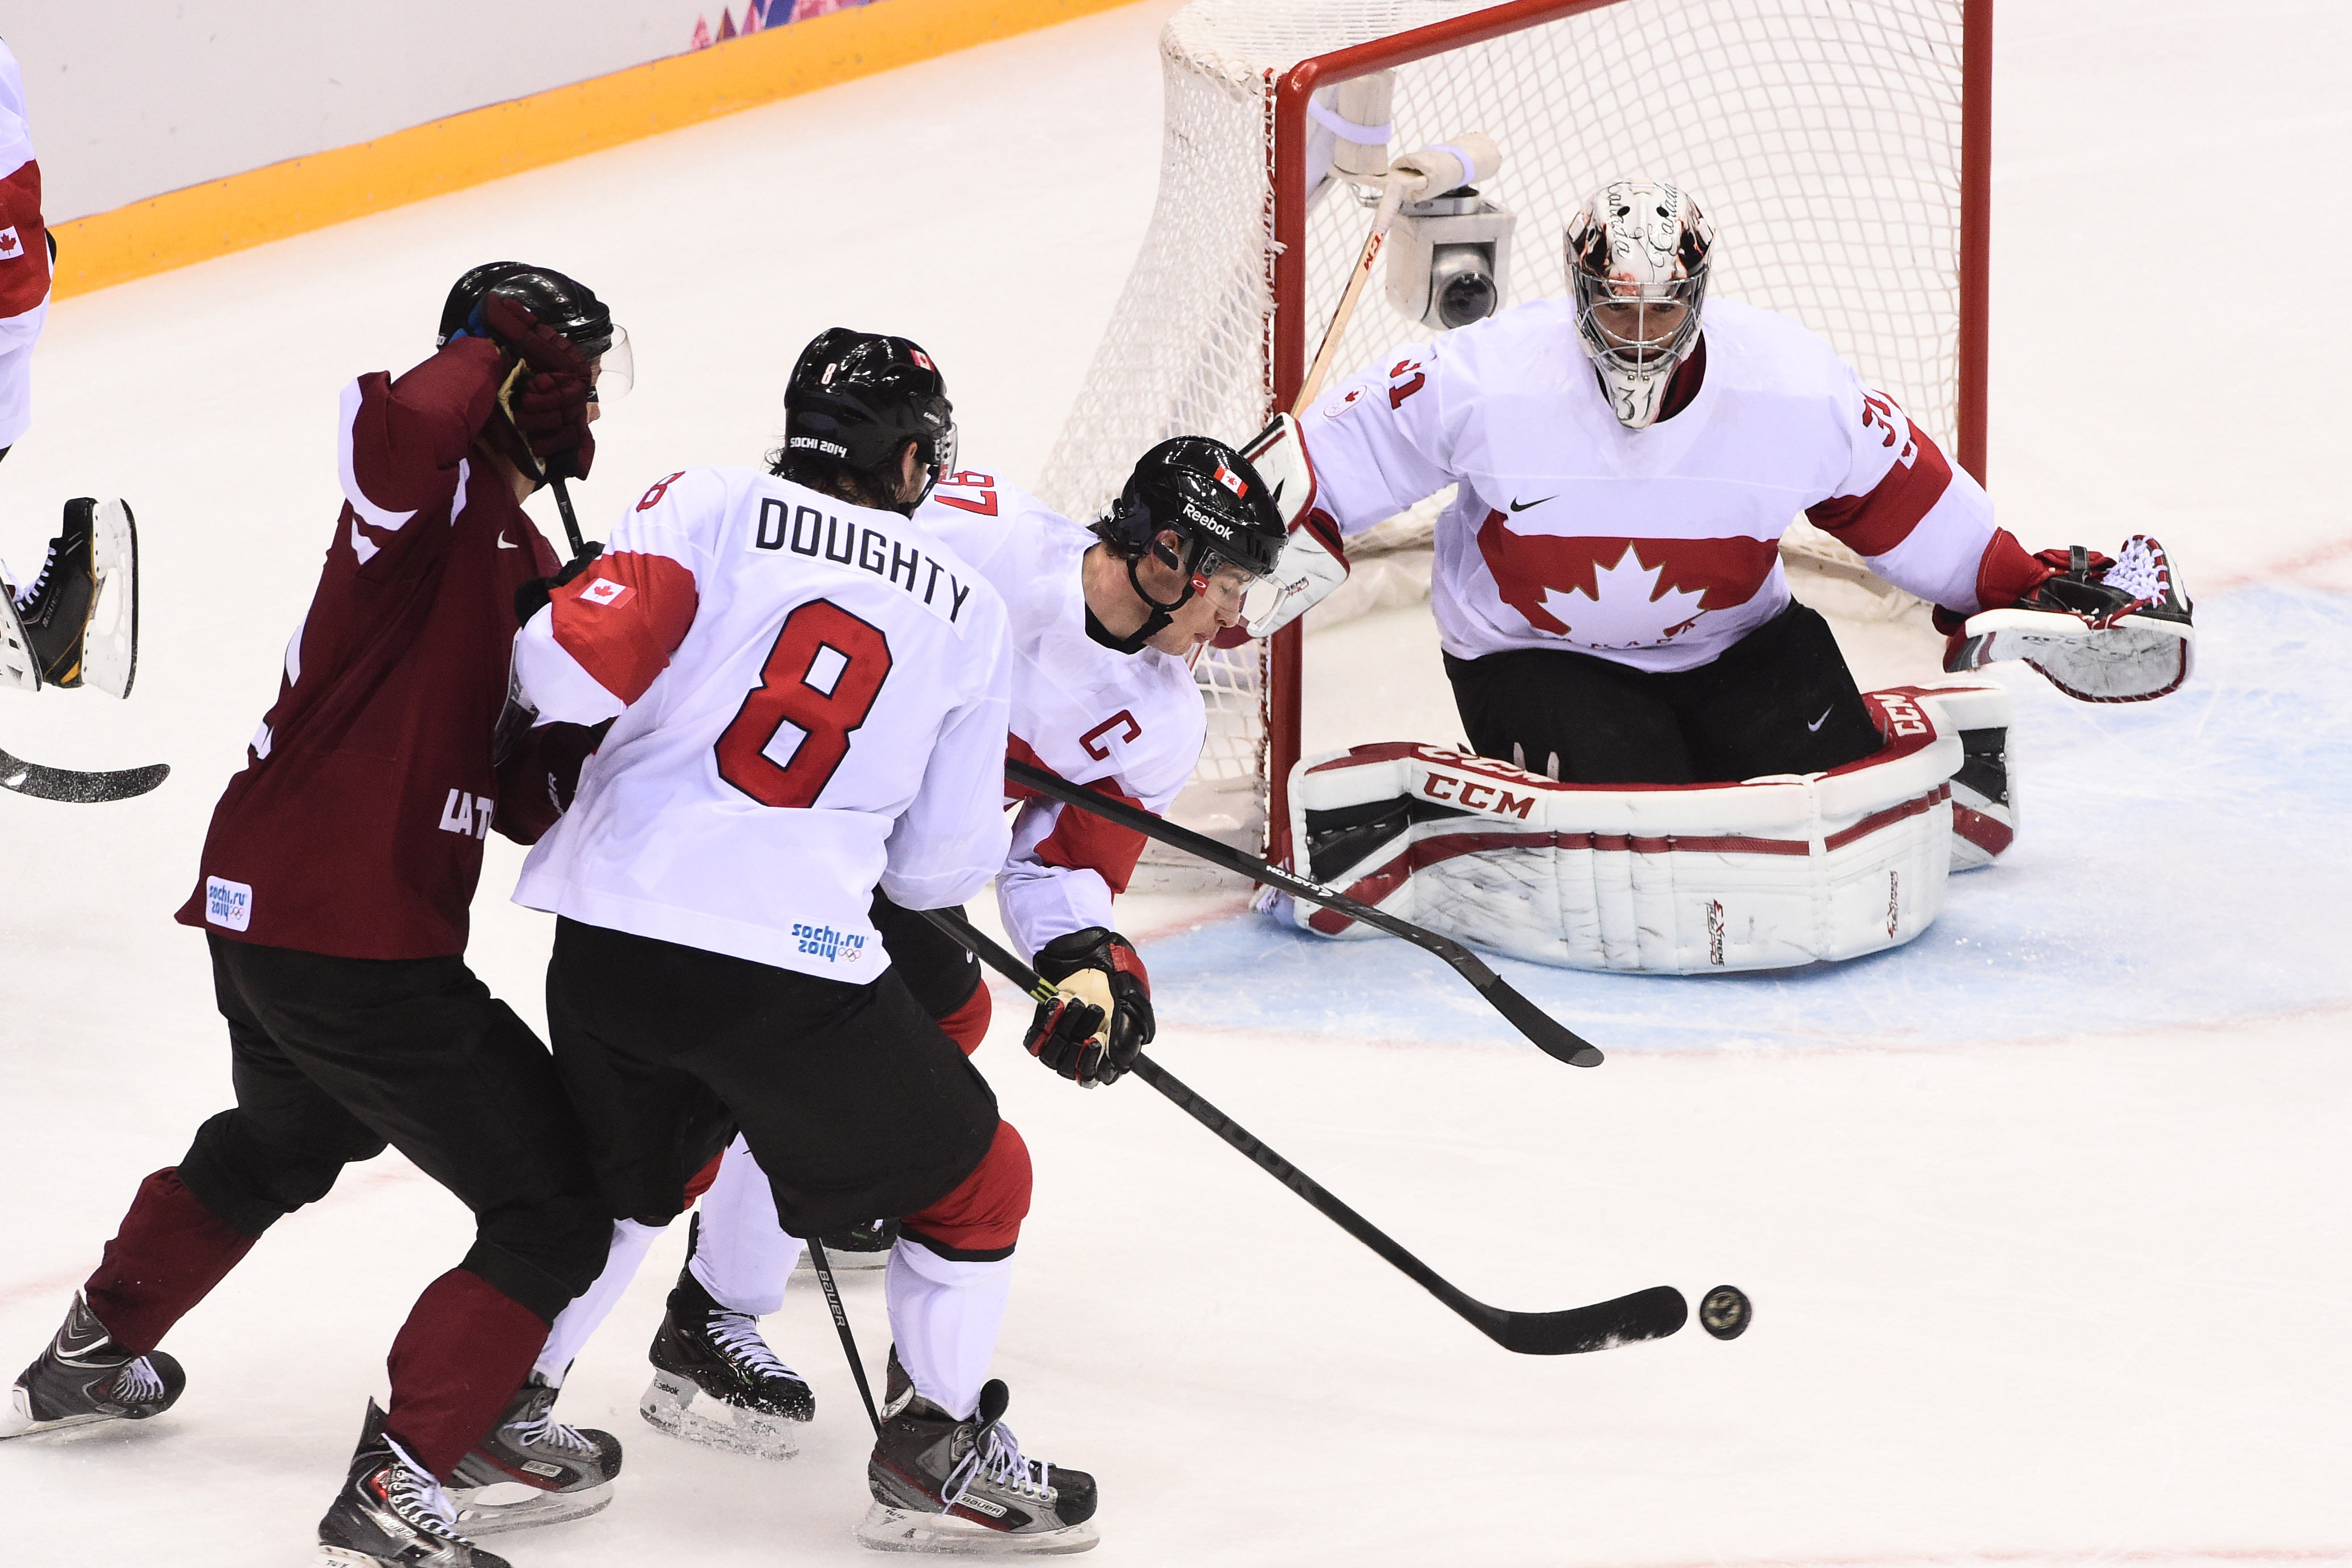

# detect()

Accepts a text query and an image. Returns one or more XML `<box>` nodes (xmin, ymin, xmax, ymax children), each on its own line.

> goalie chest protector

<box><xmin>1288</xmin><ymin>689</ymin><xmax>1987</xmax><ymax>973</ymax></box>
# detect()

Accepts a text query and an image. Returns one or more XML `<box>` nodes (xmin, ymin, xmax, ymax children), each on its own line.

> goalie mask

<box><xmin>780</xmin><ymin>328</ymin><xmax>957</xmax><ymax>516</ymax></box>
<box><xmin>1091</xmin><ymin>436</ymin><xmax>1284</xmax><ymax>653</ymax></box>
<box><xmin>1564</xmin><ymin>180</ymin><xmax>1713</xmax><ymax>430</ymax></box>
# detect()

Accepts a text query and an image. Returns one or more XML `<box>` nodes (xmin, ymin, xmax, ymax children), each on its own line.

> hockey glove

<box><xmin>1027</xmin><ymin>927</ymin><xmax>1154</xmax><ymax>1087</ymax></box>
<box><xmin>514</xmin><ymin>541</ymin><xmax>605</xmax><ymax>627</ymax></box>
<box><xmin>1942</xmin><ymin>536</ymin><xmax>2194</xmax><ymax>702</ymax></box>
<box><xmin>1239</xmin><ymin>507</ymin><xmax>1350</xmax><ymax>642</ymax></box>
<box><xmin>480</xmin><ymin>295</ymin><xmax>597</xmax><ymax>477</ymax></box>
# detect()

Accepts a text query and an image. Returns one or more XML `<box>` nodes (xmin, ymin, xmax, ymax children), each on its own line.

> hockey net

<box><xmin>1039</xmin><ymin>0</ymin><xmax>1986</xmax><ymax>872</ymax></box>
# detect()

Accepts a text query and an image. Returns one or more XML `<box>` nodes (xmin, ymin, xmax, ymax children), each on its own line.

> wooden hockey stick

<box><xmin>916</xmin><ymin>906</ymin><xmax>1680</xmax><ymax>1357</ymax></box>
<box><xmin>805</xmin><ymin>1237</ymin><xmax>883</xmax><ymax>1437</ymax></box>
<box><xmin>1293</xmin><ymin>181</ymin><xmax>1406</xmax><ymax>417</ymax></box>
<box><xmin>1004</xmin><ymin>759</ymin><xmax>1602</xmax><ymax>1068</ymax></box>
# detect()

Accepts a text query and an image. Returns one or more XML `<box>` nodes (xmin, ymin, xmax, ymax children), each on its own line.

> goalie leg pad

<box><xmin>1290</xmin><ymin>692</ymin><xmax>1968</xmax><ymax>973</ymax></box>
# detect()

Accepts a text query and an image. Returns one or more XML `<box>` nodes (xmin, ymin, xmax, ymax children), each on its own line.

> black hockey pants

<box><xmin>1444</xmin><ymin>601</ymin><xmax>1885</xmax><ymax>785</ymax></box>
<box><xmin>176</xmin><ymin>935</ymin><xmax>611</xmax><ymax>1321</ymax></box>
<box><xmin>545</xmin><ymin>916</ymin><xmax>1000</xmax><ymax>1240</ymax></box>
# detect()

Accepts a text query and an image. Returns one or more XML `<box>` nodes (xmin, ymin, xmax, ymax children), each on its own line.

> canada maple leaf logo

<box><xmin>1537</xmin><ymin>547</ymin><xmax>1710</xmax><ymax>648</ymax></box>
<box><xmin>1475</xmin><ymin>512</ymin><xmax>1779</xmax><ymax>647</ymax></box>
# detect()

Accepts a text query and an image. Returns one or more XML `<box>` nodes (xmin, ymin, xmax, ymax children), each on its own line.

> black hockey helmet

<box><xmin>437</xmin><ymin>262</ymin><xmax>632</xmax><ymax>397</ymax></box>
<box><xmin>780</xmin><ymin>328</ymin><xmax>957</xmax><ymax>514</ymax></box>
<box><xmin>1089</xmin><ymin>436</ymin><xmax>1285</xmax><ymax>651</ymax></box>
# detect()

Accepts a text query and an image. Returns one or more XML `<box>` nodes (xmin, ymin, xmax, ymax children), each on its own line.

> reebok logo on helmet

<box><xmin>1181</xmin><ymin>500</ymin><xmax>1236</xmax><ymax>540</ymax></box>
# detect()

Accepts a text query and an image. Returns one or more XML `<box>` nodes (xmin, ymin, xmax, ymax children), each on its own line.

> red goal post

<box><xmin>1043</xmin><ymin>0</ymin><xmax>1994</xmax><ymax>871</ymax></box>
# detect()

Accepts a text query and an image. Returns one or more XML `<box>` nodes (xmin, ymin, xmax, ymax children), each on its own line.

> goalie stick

<box><xmin>0</xmin><ymin>744</ymin><xmax>168</xmax><ymax>803</ymax></box>
<box><xmin>1005</xmin><ymin>758</ymin><xmax>1603</xmax><ymax>1069</ymax></box>
<box><xmin>917</xmin><ymin>906</ymin><xmax>1684</xmax><ymax>1357</ymax></box>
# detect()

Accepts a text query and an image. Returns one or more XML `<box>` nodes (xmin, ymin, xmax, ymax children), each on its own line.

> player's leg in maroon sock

<box><xmin>382</xmin><ymin>1268</ymin><xmax>553</xmax><ymax>1480</ymax></box>
<box><xmin>80</xmin><ymin>1167</ymin><xmax>260</xmax><ymax>1355</ymax></box>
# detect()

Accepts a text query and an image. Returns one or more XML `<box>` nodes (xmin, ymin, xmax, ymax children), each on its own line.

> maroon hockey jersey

<box><xmin>175</xmin><ymin>338</ymin><xmax>566</xmax><ymax>959</ymax></box>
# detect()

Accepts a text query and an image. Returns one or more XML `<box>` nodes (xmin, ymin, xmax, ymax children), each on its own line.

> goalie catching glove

<box><xmin>1025</xmin><ymin>928</ymin><xmax>1153</xmax><ymax>1087</ymax></box>
<box><xmin>1943</xmin><ymin>534</ymin><xmax>2193</xmax><ymax>703</ymax></box>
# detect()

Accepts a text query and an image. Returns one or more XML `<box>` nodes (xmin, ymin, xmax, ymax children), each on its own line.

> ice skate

<box><xmin>447</xmin><ymin>1371</ymin><xmax>621</xmax><ymax>1535</ymax></box>
<box><xmin>11</xmin><ymin>497</ymin><xmax>141</xmax><ymax>697</ymax></box>
<box><xmin>638</xmin><ymin>1265</ymin><xmax>814</xmax><ymax>1459</ymax></box>
<box><xmin>799</xmin><ymin>1216</ymin><xmax>899</xmax><ymax>1271</ymax></box>
<box><xmin>857</xmin><ymin>1378</ymin><xmax>1098</xmax><ymax>1555</ymax></box>
<box><xmin>2</xmin><ymin>1292</ymin><xmax>185</xmax><ymax>1440</ymax></box>
<box><xmin>318</xmin><ymin>1399</ymin><xmax>509</xmax><ymax>1568</ymax></box>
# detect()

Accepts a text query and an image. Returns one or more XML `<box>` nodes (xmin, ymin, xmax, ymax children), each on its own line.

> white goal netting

<box><xmin>1040</xmin><ymin>0</ymin><xmax>1975</xmax><ymax>867</ymax></box>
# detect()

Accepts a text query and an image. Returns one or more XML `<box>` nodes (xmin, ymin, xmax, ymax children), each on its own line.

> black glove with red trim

<box><xmin>1027</xmin><ymin>927</ymin><xmax>1154</xmax><ymax>1087</ymax></box>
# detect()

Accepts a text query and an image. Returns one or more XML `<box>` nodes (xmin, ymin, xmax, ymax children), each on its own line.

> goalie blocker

<box><xmin>1288</xmin><ymin>685</ymin><xmax>2015</xmax><ymax>974</ymax></box>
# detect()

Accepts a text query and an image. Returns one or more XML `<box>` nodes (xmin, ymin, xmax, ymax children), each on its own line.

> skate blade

<box><xmin>0</xmin><ymin>590</ymin><xmax>36</xmax><ymax>692</ymax></box>
<box><xmin>855</xmin><ymin>1502</ymin><xmax>1099</xmax><ymax>1555</ymax></box>
<box><xmin>0</xmin><ymin>1404</ymin><xmax>143</xmax><ymax>1443</ymax></box>
<box><xmin>83</xmin><ymin>499</ymin><xmax>138</xmax><ymax>700</ymax></box>
<box><xmin>638</xmin><ymin>1371</ymin><xmax>801</xmax><ymax>1460</ymax></box>
<box><xmin>452</xmin><ymin>1478</ymin><xmax>613</xmax><ymax>1535</ymax></box>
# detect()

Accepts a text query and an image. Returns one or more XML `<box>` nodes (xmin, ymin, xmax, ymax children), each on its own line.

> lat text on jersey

<box><xmin>754</xmin><ymin>498</ymin><xmax>973</xmax><ymax>626</ymax></box>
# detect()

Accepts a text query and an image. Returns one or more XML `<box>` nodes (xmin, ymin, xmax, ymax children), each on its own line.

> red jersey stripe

<box><xmin>550</xmin><ymin>550</ymin><xmax>700</xmax><ymax>705</ymax></box>
<box><xmin>1004</xmin><ymin>734</ymin><xmax>1150</xmax><ymax>895</ymax></box>
<box><xmin>1806</xmin><ymin>407</ymin><xmax>1955</xmax><ymax>558</ymax></box>
<box><xmin>0</xmin><ymin>160</ymin><xmax>47</xmax><ymax>317</ymax></box>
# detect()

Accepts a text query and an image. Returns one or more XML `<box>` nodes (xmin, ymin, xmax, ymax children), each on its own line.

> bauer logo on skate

<box><xmin>790</xmin><ymin>922</ymin><xmax>865</xmax><ymax>963</ymax></box>
<box><xmin>203</xmin><ymin>876</ymin><xmax>253</xmax><ymax>932</ymax></box>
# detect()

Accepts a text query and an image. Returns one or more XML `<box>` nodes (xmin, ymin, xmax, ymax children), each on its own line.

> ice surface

<box><xmin>2</xmin><ymin>1</ymin><xmax>2347</xmax><ymax>1563</ymax></box>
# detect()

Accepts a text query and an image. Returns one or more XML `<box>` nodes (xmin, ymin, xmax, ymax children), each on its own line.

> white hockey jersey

<box><xmin>1302</xmin><ymin>298</ymin><xmax>2008</xmax><ymax>674</ymax></box>
<box><xmin>0</xmin><ymin>40</ymin><xmax>50</xmax><ymax>450</ymax></box>
<box><xmin>916</xmin><ymin>469</ymin><xmax>1206</xmax><ymax>957</ymax></box>
<box><xmin>512</xmin><ymin>467</ymin><xmax>1013</xmax><ymax>980</ymax></box>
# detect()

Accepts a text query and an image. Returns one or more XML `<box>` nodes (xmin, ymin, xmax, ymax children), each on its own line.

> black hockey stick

<box><xmin>1004</xmin><ymin>758</ymin><xmax>1602</xmax><ymax>1068</ymax></box>
<box><xmin>548</xmin><ymin>476</ymin><xmax>587</xmax><ymax>558</ymax></box>
<box><xmin>0</xmin><ymin>745</ymin><xmax>168</xmax><ymax>803</ymax></box>
<box><xmin>917</xmin><ymin>906</ymin><xmax>1684</xmax><ymax>1357</ymax></box>
<box><xmin>805</xmin><ymin>1237</ymin><xmax>883</xmax><ymax>1436</ymax></box>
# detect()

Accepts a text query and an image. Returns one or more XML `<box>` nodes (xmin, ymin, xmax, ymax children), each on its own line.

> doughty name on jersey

<box><xmin>749</xmin><ymin>496</ymin><xmax>975</xmax><ymax>626</ymax></box>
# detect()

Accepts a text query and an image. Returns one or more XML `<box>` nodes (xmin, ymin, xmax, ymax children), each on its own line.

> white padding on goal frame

<box><xmin>1287</xmin><ymin>691</ymin><xmax>1969</xmax><ymax>973</ymax></box>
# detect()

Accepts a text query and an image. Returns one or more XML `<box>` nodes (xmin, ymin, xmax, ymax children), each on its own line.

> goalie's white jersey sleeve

<box><xmin>513</xmin><ymin>466</ymin><xmax>1012</xmax><ymax>979</ymax></box>
<box><xmin>1300</xmin><ymin>297</ymin><xmax>2004</xmax><ymax>674</ymax></box>
<box><xmin>917</xmin><ymin>469</ymin><xmax>1206</xmax><ymax>957</ymax></box>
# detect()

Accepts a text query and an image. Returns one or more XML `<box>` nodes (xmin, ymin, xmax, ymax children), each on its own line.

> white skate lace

<box><xmin>382</xmin><ymin>1432</ymin><xmax>475</xmax><ymax>1544</ymax></box>
<box><xmin>111</xmin><ymin>1357</ymin><xmax>165</xmax><ymax>1404</ymax></box>
<box><xmin>707</xmin><ymin>1308</ymin><xmax>797</xmax><ymax>1385</ymax></box>
<box><xmin>941</xmin><ymin>1419</ymin><xmax>1055</xmax><ymax>1513</ymax></box>
<box><xmin>509</xmin><ymin>1407</ymin><xmax>595</xmax><ymax>1456</ymax></box>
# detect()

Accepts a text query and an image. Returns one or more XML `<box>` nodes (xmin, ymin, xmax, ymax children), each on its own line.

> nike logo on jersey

<box><xmin>497</xmin><ymin>533</ymin><xmax>521</xmax><ymax>549</ymax></box>
<box><xmin>1508</xmin><ymin>496</ymin><xmax>1555</xmax><ymax>512</ymax></box>
<box><xmin>1807</xmin><ymin>707</ymin><xmax>1833</xmax><ymax>732</ymax></box>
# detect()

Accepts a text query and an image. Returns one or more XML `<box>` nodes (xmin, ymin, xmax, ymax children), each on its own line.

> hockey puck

<box><xmin>1698</xmin><ymin>1284</ymin><xmax>1751</xmax><ymax>1341</ymax></box>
